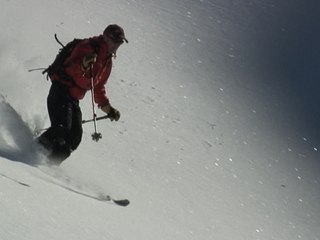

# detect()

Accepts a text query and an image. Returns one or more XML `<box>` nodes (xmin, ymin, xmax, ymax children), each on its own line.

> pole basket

<box><xmin>91</xmin><ymin>132</ymin><xmax>102</xmax><ymax>142</ymax></box>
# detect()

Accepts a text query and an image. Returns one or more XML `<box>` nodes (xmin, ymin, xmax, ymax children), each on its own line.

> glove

<box><xmin>101</xmin><ymin>104</ymin><xmax>120</xmax><ymax>121</ymax></box>
<box><xmin>82</xmin><ymin>53</ymin><xmax>97</xmax><ymax>70</ymax></box>
<box><xmin>108</xmin><ymin>106</ymin><xmax>121</xmax><ymax>121</ymax></box>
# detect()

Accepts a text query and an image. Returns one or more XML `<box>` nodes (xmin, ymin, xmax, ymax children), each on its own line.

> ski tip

<box><xmin>113</xmin><ymin>199</ymin><xmax>130</xmax><ymax>207</ymax></box>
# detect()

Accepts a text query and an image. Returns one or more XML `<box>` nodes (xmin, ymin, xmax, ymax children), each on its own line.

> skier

<box><xmin>38</xmin><ymin>24</ymin><xmax>128</xmax><ymax>165</ymax></box>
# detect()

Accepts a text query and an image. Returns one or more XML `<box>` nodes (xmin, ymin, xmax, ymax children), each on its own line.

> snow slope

<box><xmin>0</xmin><ymin>0</ymin><xmax>319</xmax><ymax>240</ymax></box>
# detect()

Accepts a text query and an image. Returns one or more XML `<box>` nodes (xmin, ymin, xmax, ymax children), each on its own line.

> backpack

<box><xmin>43</xmin><ymin>34</ymin><xmax>99</xmax><ymax>81</ymax></box>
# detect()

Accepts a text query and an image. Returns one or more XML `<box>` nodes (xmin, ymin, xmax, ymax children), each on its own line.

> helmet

<box><xmin>103</xmin><ymin>24</ymin><xmax>128</xmax><ymax>44</ymax></box>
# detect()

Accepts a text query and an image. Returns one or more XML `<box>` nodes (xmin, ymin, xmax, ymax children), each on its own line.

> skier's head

<box><xmin>103</xmin><ymin>24</ymin><xmax>128</xmax><ymax>45</ymax></box>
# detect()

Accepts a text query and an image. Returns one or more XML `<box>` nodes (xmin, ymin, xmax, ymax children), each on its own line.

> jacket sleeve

<box><xmin>94</xmin><ymin>62</ymin><xmax>112</xmax><ymax>107</ymax></box>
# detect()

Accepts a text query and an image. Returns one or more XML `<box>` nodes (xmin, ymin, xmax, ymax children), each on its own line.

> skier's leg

<box><xmin>69</xmin><ymin>103</ymin><xmax>83</xmax><ymax>151</ymax></box>
<box><xmin>38</xmin><ymin>82</ymin><xmax>74</xmax><ymax>164</ymax></box>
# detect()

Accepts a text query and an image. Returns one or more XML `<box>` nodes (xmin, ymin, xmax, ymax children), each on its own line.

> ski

<box><xmin>112</xmin><ymin>199</ymin><xmax>130</xmax><ymax>207</ymax></box>
<box><xmin>0</xmin><ymin>173</ymin><xmax>30</xmax><ymax>187</ymax></box>
<box><xmin>35</xmin><ymin>166</ymin><xmax>130</xmax><ymax>207</ymax></box>
<box><xmin>56</xmin><ymin>183</ymin><xmax>130</xmax><ymax>206</ymax></box>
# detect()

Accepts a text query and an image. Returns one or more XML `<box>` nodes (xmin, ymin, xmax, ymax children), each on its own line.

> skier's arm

<box><xmin>94</xmin><ymin>75</ymin><xmax>110</xmax><ymax>107</ymax></box>
<box><xmin>64</xmin><ymin>41</ymin><xmax>95</xmax><ymax>89</ymax></box>
<box><xmin>94</xmin><ymin>64</ymin><xmax>120</xmax><ymax>121</ymax></box>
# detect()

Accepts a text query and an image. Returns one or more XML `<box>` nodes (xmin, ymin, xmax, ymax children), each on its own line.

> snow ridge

<box><xmin>0</xmin><ymin>98</ymin><xmax>44</xmax><ymax>165</ymax></box>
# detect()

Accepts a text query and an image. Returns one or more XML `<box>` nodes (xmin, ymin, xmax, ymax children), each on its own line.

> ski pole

<box><xmin>28</xmin><ymin>67</ymin><xmax>46</xmax><ymax>72</ymax></box>
<box><xmin>89</xmin><ymin>64</ymin><xmax>102</xmax><ymax>142</ymax></box>
<box><xmin>35</xmin><ymin>115</ymin><xmax>109</xmax><ymax>136</ymax></box>
<box><xmin>81</xmin><ymin>115</ymin><xmax>110</xmax><ymax>124</ymax></box>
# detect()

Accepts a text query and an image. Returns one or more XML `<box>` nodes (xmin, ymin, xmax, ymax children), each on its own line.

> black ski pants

<box><xmin>39</xmin><ymin>81</ymin><xmax>82</xmax><ymax>164</ymax></box>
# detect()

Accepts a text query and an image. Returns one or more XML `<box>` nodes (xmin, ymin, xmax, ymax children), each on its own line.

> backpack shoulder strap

<box><xmin>88</xmin><ymin>38</ymin><xmax>100</xmax><ymax>54</ymax></box>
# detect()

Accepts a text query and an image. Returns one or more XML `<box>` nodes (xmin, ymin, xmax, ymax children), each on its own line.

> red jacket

<box><xmin>52</xmin><ymin>36</ymin><xmax>112</xmax><ymax>107</ymax></box>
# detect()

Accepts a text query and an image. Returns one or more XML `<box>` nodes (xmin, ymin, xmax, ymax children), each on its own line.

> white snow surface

<box><xmin>0</xmin><ymin>1</ymin><xmax>319</xmax><ymax>240</ymax></box>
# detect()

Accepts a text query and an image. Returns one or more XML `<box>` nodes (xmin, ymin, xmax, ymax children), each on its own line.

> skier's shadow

<box><xmin>0</xmin><ymin>101</ymin><xmax>44</xmax><ymax>166</ymax></box>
